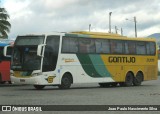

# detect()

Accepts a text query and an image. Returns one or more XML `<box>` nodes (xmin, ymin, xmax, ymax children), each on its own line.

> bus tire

<box><xmin>58</xmin><ymin>73</ymin><xmax>72</xmax><ymax>89</ymax></box>
<box><xmin>8</xmin><ymin>81</ymin><xmax>12</xmax><ymax>84</ymax></box>
<box><xmin>34</xmin><ymin>85</ymin><xmax>45</xmax><ymax>90</ymax></box>
<box><xmin>133</xmin><ymin>72</ymin><xmax>143</xmax><ymax>86</ymax></box>
<box><xmin>124</xmin><ymin>72</ymin><xmax>133</xmax><ymax>86</ymax></box>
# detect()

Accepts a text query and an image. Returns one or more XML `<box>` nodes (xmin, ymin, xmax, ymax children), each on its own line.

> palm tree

<box><xmin>0</xmin><ymin>7</ymin><xmax>11</xmax><ymax>38</ymax></box>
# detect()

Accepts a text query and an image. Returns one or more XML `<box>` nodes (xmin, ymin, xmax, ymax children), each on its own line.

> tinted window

<box><xmin>95</xmin><ymin>39</ymin><xmax>110</xmax><ymax>53</ymax></box>
<box><xmin>136</xmin><ymin>42</ymin><xmax>146</xmax><ymax>55</ymax></box>
<box><xmin>12</xmin><ymin>46</ymin><xmax>40</xmax><ymax>71</ymax></box>
<box><xmin>42</xmin><ymin>35</ymin><xmax>60</xmax><ymax>72</ymax></box>
<box><xmin>146</xmin><ymin>42</ymin><xmax>156</xmax><ymax>55</ymax></box>
<box><xmin>15</xmin><ymin>36</ymin><xmax>45</xmax><ymax>45</ymax></box>
<box><xmin>125</xmin><ymin>41</ymin><xmax>136</xmax><ymax>54</ymax></box>
<box><xmin>62</xmin><ymin>37</ymin><xmax>78</xmax><ymax>53</ymax></box>
<box><xmin>0</xmin><ymin>47</ymin><xmax>12</xmax><ymax>61</ymax></box>
<box><xmin>110</xmin><ymin>40</ymin><xmax>123</xmax><ymax>54</ymax></box>
<box><xmin>62</xmin><ymin>36</ymin><xmax>156</xmax><ymax>56</ymax></box>
<box><xmin>79</xmin><ymin>39</ymin><xmax>95</xmax><ymax>53</ymax></box>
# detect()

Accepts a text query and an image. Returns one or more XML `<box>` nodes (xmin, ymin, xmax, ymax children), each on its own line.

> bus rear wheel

<box><xmin>124</xmin><ymin>72</ymin><xmax>133</xmax><ymax>86</ymax></box>
<box><xmin>0</xmin><ymin>81</ymin><xmax>5</xmax><ymax>84</ymax></box>
<box><xmin>34</xmin><ymin>85</ymin><xmax>45</xmax><ymax>90</ymax></box>
<box><xmin>8</xmin><ymin>81</ymin><xmax>12</xmax><ymax>84</ymax></box>
<box><xmin>133</xmin><ymin>72</ymin><xmax>143</xmax><ymax>86</ymax></box>
<box><xmin>58</xmin><ymin>74</ymin><xmax>72</xmax><ymax>89</ymax></box>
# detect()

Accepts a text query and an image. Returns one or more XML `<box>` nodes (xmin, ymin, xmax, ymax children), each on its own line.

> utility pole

<box><xmin>89</xmin><ymin>24</ymin><xmax>91</xmax><ymax>32</ymax></box>
<box><xmin>115</xmin><ymin>26</ymin><xmax>118</xmax><ymax>34</ymax></box>
<box><xmin>134</xmin><ymin>16</ymin><xmax>137</xmax><ymax>37</ymax></box>
<box><xmin>109</xmin><ymin>12</ymin><xmax>112</xmax><ymax>33</ymax></box>
<box><xmin>126</xmin><ymin>16</ymin><xmax>137</xmax><ymax>37</ymax></box>
<box><xmin>121</xmin><ymin>28</ymin><xmax>123</xmax><ymax>36</ymax></box>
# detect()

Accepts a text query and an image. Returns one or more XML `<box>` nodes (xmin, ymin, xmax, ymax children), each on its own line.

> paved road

<box><xmin>0</xmin><ymin>77</ymin><xmax>160</xmax><ymax>114</ymax></box>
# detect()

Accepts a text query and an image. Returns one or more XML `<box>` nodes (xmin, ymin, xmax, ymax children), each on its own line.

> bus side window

<box><xmin>62</xmin><ymin>38</ymin><xmax>70</xmax><ymax>53</ymax></box>
<box><xmin>69</xmin><ymin>38</ymin><xmax>78</xmax><ymax>53</ymax></box>
<box><xmin>95</xmin><ymin>39</ymin><xmax>110</xmax><ymax>54</ymax></box>
<box><xmin>146</xmin><ymin>42</ymin><xmax>156</xmax><ymax>55</ymax></box>
<box><xmin>146</xmin><ymin>42</ymin><xmax>150</xmax><ymax>55</ymax></box>
<box><xmin>79</xmin><ymin>39</ymin><xmax>95</xmax><ymax>53</ymax></box>
<box><xmin>79</xmin><ymin>39</ymin><xmax>87</xmax><ymax>53</ymax></box>
<box><xmin>95</xmin><ymin>40</ymin><xmax>102</xmax><ymax>53</ymax></box>
<box><xmin>125</xmin><ymin>41</ymin><xmax>136</xmax><ymax>55</ymax></box>
<box><xmin>136</xmin><ymin>42</ymin><xmax>146</xmax><ymax>55</ymax></box>
<box><xmin>62</xmin><ymin>37</ymin><xmax>78</xmax><ymax>53</ymax></box>
<box><xmin>124</xmin><ymin>42</ymin><xmax>129</xmax><ymax>54</ymax></box>
<box><xmin>111</xmin><ymin>40</ymin><xmax>123</xmax><ymax>54</ymax></box>
<box><xmin>149</xmin><ymin>42</ymin><xmax>156</xmax><ymax>55</ymax></box>
<box><xmin>110</xmin><ymin>40</ymin><xmax>116</xmax><ymax>54</ymax></box>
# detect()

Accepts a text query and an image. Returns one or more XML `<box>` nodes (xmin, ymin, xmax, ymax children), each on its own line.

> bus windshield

<box><xmin>0</xmin><ymin>46</ymin><xmax>12</xmax><ymax>61</ymax></box>
<box><xmin>11</xmin><ymin>35</ymin><xmax>45</xmax><ymax>71</ymax></box>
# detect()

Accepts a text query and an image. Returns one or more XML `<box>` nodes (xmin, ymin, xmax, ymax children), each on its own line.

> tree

<box><xmin>0</xmin><ymin>7</ymin><xmax>11</xmax><ymax>39</ymax></box>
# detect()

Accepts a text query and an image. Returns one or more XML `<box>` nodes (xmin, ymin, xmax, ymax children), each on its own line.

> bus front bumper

<box><xmin>11</xmin><ymin>75</ymin><xmax>50</xmax><ymax>85</ymax></box>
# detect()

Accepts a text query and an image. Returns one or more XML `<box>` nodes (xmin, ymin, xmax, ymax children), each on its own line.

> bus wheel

<box><xmin>8</xmin><ymin>81</ymin><xmax>12</xmax><ymax>84</ymax></box>
<box><xmin>58</xmin><ymin>74</ymin><xmax>72</xmax><ymax>89</ymax></box>
<box><xmin>0</xmin><ymin>81</ymin><xmax>5</xmax><ymax>84</ymax></box>
<box><xmin>133</xmin><ymin>72</ymin><xmax>143</xmax><ymax>86</ymax></box>
<box><xmin>34</xmin><ymin>85</ymin><xmax>45</xmax><ymax>90</ymax></box>
<box><xmin>124</xmin><ymin>72</ymin><xmax>133</xmax><ymax>86</ymax></box>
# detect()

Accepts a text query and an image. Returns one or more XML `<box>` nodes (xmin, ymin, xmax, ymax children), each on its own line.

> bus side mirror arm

<box><xmin>37</xmin><ymin>44</ymin><xmax>46</xmax><ymax>57</ymax></box>
<box><xmin>3</xmin><ymin>45</ymin><xmax>11</xmax><ymax>57</ymax></box>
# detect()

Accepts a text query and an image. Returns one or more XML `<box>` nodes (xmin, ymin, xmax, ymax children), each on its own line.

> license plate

<box><xmin>20</xmin><ymin>79</ymin><xmax>25</xmax><ymax>82</ymax></box>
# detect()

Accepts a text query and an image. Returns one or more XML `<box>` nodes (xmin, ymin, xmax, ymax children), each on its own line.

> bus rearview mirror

<box><xmin>37</xmin><ymin>44</ymin><xmax>46</xmax><ymax>57</ymax></box>
<box><xmin>3</xmin><ymin>45</ymin><xmax>12</xmax><ymax>57</ymax></box>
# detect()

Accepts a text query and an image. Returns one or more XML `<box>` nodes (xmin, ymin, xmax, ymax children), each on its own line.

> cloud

<box><xmin>2</xmin><ymin>0</ymin><xmax>160</xmax><ymax>38</ymax></box>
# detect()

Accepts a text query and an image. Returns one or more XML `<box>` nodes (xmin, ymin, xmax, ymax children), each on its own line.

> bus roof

<box><xmin>16</xmin><ymin>31</ymin><xmax>156</xmax><ymax>42</ymax></box>
<box><xmin>0</xmin><ymin>39</ymin><xmax>14</xmax><ymax>46</ymax></box>
<box><xmin>0</xmin><ymin>42</ymin><xmax>8</xmax><ymax>46</ymax></box>
<box><xmin>65</xmin><ymin>31</ymin><xmax>156</xmax><ymax>42</ymax></box>
<box><xmin>71</xmin><ymin>31</ymin><xmax>123</xmax><ymax>37</ymax></box>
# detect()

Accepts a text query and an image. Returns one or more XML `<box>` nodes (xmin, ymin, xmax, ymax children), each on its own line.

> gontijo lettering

<box><xmin>108</xmin><ymin>56</ymin><xmax>136</xmax><ymax>63</ymax></box>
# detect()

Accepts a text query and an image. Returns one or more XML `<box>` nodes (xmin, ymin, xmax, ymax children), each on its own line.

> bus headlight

<box><xmin>10</xmin><ymin>70</ymin><xmax>14</xmax><ymax>76</ymax></box>
<box><xmin>32</xmin><ymin>73</ymin><xmax>42</xmax><ymax>76</ymax></box>
<box><xmin>10</xmin><ymin>73</ymin><xmax>14</xmax><ymax>76</ymax></box>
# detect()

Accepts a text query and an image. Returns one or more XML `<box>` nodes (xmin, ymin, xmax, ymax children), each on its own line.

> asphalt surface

<box><xmin>0</xmin><ymin>77</ymin><xmax>160</xmax><ymax>114</ymax></box>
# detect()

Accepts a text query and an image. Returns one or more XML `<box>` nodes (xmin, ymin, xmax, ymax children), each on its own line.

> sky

<box><xmin>1</xmin><ymin>0</ymin><xmax>160</xmax><ymax>39</ymax></box>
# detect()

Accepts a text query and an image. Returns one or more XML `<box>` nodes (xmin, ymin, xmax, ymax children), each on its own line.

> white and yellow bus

<box><xmin>4</xmin><ymin>31</ymin><xmax>158</xmax><ymax>89</ymax></box>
